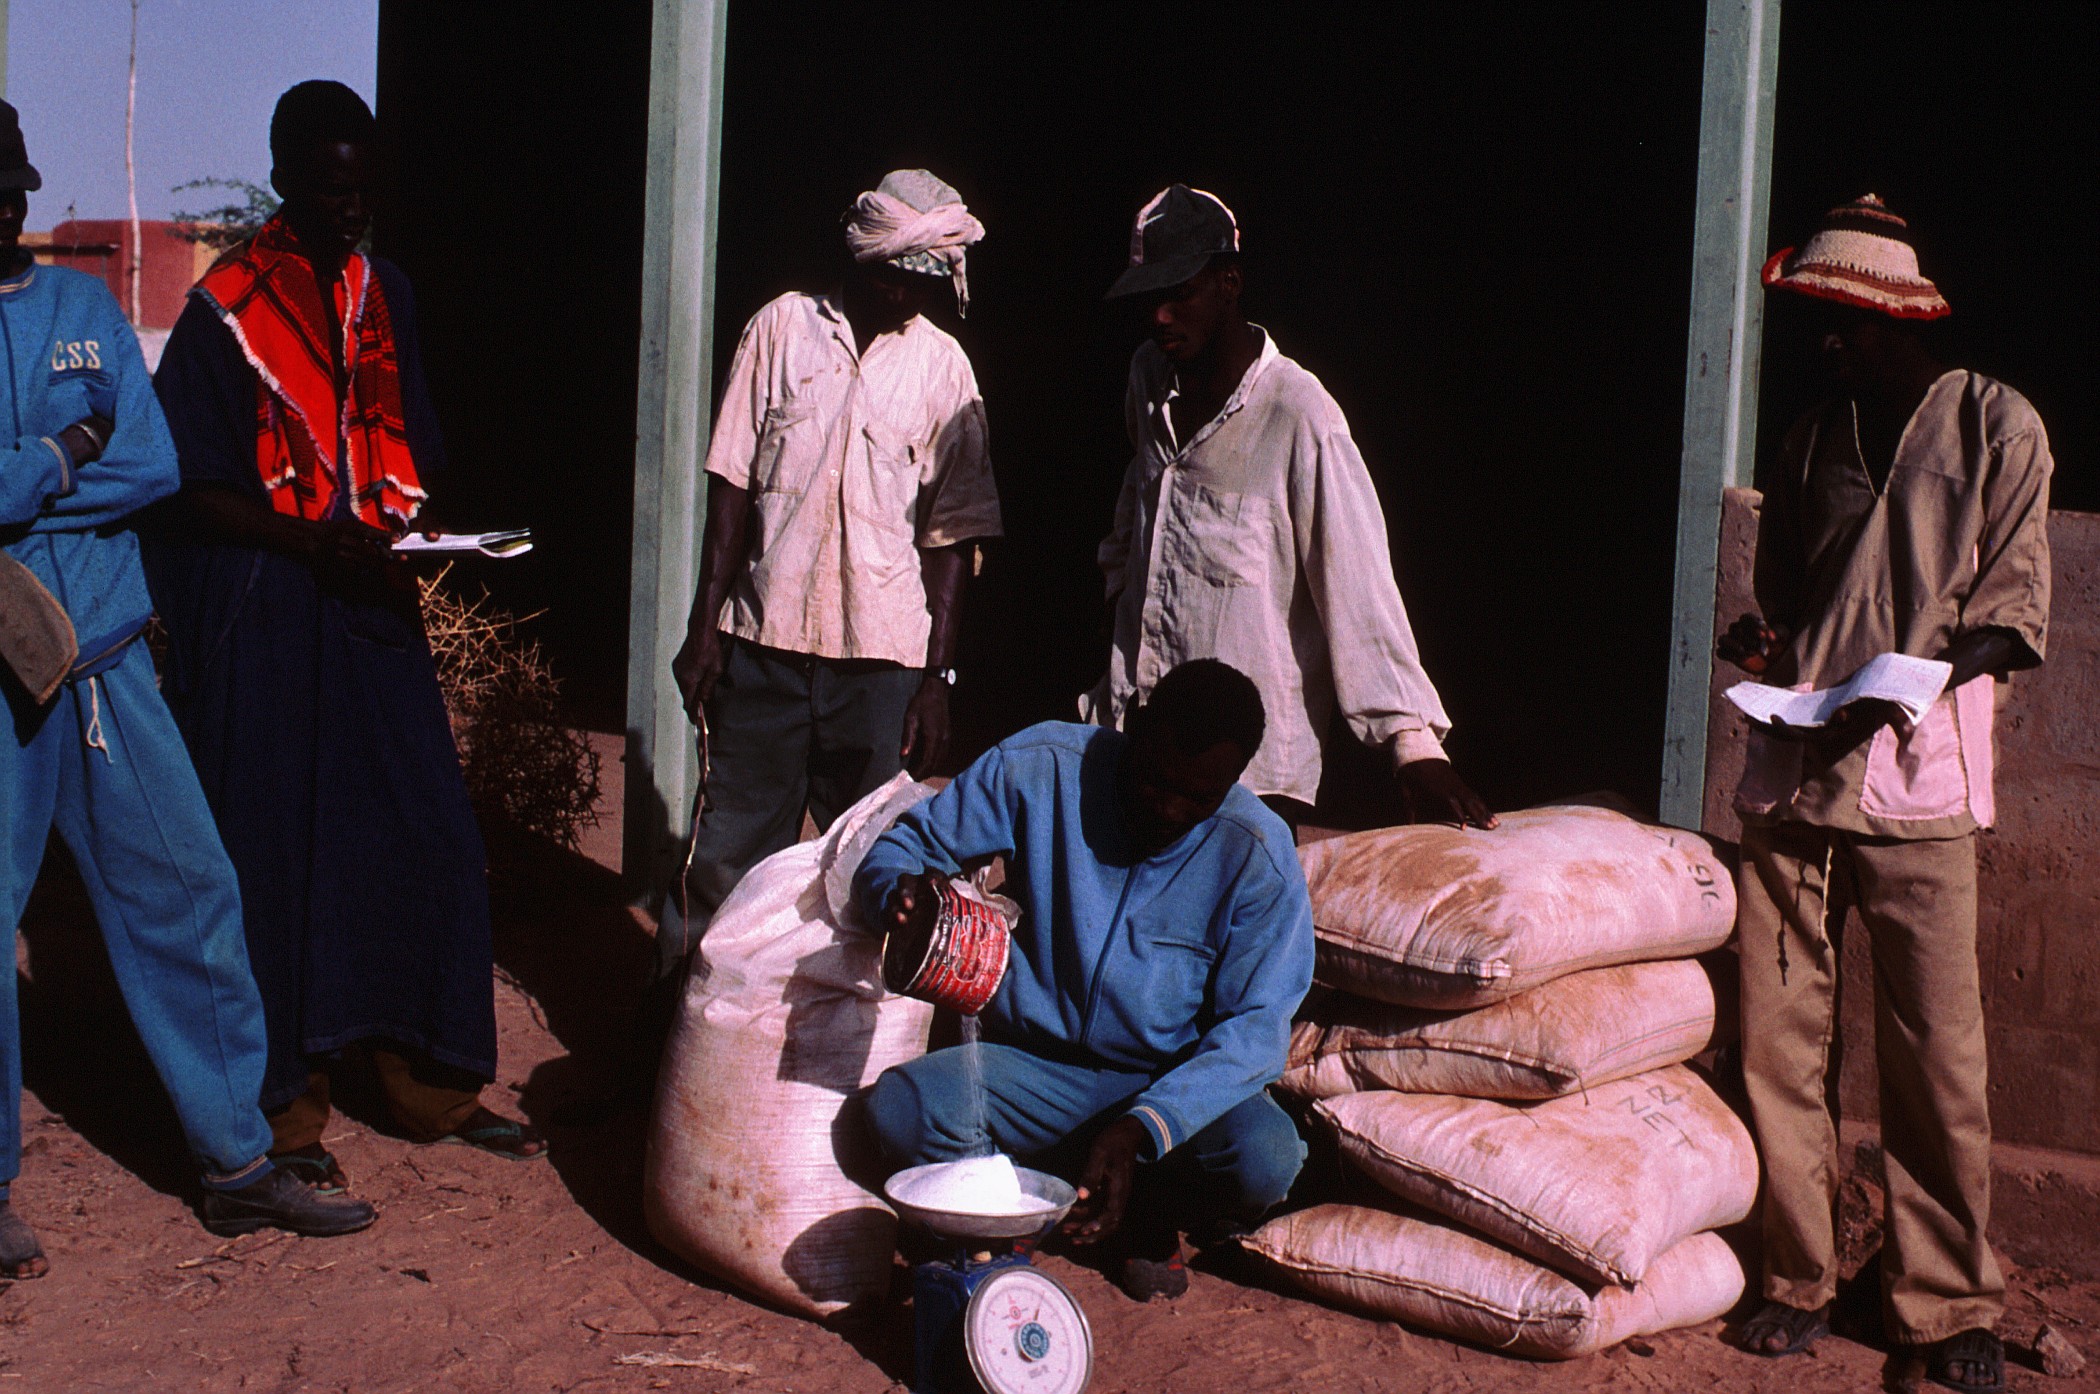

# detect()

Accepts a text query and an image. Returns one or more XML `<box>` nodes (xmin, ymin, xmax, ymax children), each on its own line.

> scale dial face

<box><xmin>964</xmin><ymin>1265</ymin><xmax>1093</xmax><ymax>1394</ymax></box>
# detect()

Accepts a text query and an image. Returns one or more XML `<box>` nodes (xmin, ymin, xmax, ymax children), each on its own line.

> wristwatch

<box><xmin>928</xmin><ymin>666</ymin><xmax>957</xmax><ymax>686</ymax></box>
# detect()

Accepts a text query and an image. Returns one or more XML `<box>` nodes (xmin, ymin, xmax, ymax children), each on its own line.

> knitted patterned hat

<box><xmin>1762</xmin><ymin>194</ymin><xmax>1949</xmax><ymax>320</ymax></box>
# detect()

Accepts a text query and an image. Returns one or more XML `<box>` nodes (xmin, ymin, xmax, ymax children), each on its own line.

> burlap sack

<box><xmin>1298</xmin><ymin>803</ymin><xmax>1735</xmax><ymax>1010</ymax></box>
<box><xmin>1246</xmin><ymin>1203</ymin><xmax>1744</xmax><ymax>1359</ymax></box>
<box><xmin>1280</xmin><ymin>960</ymin><xmax>1717</xmax><ymax>1101</ymax></box>
<box><xmin>645</xmin><ymin>774</ymin><xmax>936</xmax><ymax>1319</ymax></box>
<box><xmin>1315</xmin><ymin>1065</ymin><xmax>1757</xmax><ymax>1287</ymax></box>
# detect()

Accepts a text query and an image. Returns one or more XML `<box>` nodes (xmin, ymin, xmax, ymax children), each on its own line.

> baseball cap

<box><xmin>0</xmin><ymin>102</ymin><xmax>43</xmax><ymax>192</ymax></box>
<box><xmin>1105</xmin><ymin>184</ymin><xmax>1239</xmax><ymax>299</ymax></box>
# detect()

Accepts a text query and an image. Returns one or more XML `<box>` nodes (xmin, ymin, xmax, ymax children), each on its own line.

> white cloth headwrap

<box><xmin>844</xmin><ymin>172</ymin><xmax>985</xmax><ymax>316</ymax></box>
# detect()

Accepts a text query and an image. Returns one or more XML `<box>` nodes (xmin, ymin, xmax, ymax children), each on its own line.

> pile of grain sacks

<box><xmin>1244</xmin><ymin>802</ymin><xmax>1756</xmax><ymax>1359</ymax></box>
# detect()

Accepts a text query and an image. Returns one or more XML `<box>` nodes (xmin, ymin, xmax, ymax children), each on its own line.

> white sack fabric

<box><xmin>1315</xmin><ymin>1065</ymin><xmax>1757</xmax><ymax>1287</ymax></box>
<box><xmin>1246</xmin><ymin>1204</ymin><xmax>1744</xmax><ymax>1360</ymax></box>
<box><xmin>1298</xmin><ymin>804</ymin><xmax>1735</xmax><ymax>1009</ymax></box>
<box><xmin>645</xmin><ymin>774</ymin><xmax>936</xmax><ymax>1318</ymax></box>
<box><xmin>1280</xmin><ymin>960</ymin><xmax>1718</xmax><ymax>1101</ymax></box>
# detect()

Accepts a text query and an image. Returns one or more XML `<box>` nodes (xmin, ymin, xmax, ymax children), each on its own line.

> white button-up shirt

<box><xmin>1087</xmin><ymin>330</ymin><xmax>1450</xmax><ymax>804</ymax></box>
<box><xmin>703</xmin><ymin>292</ymin><xmax>1002</xmax><ymax>666</ymax></box>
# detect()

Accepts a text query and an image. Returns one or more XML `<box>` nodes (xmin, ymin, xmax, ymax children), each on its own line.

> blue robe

<box><xmin>144</xmin><ymin>258</ymin><xmax>496</xmax><ymax>1111</ymax></box>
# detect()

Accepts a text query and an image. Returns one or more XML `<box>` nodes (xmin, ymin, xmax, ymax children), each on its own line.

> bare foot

<box><xmin>434</xmin><ymin>1107</ymin><xmax>548</xmax><ymax>1160</ymax></box>
<box><xmin>1736</xmin><ymin>1300</ymin><xmax>1829</xmax><ymax>1356</ymax></box>
<box><xmin>269</xmin><ymin>1143</ymin><xmax>351</xmax><ymax>1194</ymax></box>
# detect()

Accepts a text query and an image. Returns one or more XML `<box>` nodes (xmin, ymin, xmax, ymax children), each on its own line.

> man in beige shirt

<box><xmin>661</xmin><ymin>170</ymin><xmax>1002</xmax><ymax>989</ymax></box>
<box><xmin>1088</xmin><ymin>185</ymin><xmax>1492</xmax><ymax>830</ymax></box>
<box><xmin>1721</xmin><ymin>196</ymin><xmax>2051</xmax><ymax>1393</ymax></box>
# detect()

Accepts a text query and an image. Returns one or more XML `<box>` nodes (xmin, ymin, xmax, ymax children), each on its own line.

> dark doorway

<box><xmin>373</xmin><ymin>3</ymin><xmax>2093</xmax><ymax>817</ymax></box>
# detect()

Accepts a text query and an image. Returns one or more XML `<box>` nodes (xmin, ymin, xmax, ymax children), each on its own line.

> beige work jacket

<box><xmin>1087</xmin><ymin>330</ymin><xmax>1450</xmax><ymax>805</ymax></box>
<box><xmin>1737</xmin><ymin>370</ymin><xmax>2052</xmax><ymax>838</ymax></box>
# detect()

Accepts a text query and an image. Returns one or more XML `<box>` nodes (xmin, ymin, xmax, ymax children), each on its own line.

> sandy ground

<box><xmin>6</xmin><ymin>784</ymin><xmax>2098</xmax><ymax>1394</ymax></box>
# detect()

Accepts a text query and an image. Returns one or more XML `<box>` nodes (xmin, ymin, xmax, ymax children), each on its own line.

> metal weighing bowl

<box><xmin>885</xmin><ymin>1162</ymin><xmax>1077</xmax><ymax>1242</ymax></box>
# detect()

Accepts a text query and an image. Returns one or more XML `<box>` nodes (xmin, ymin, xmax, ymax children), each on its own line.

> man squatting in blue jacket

<box><xmin>0</xmin><ymin>99</ymin><xmax>375</xmax><ymax>1280</ymax></box>
<box><xmin>856</xmin><ymin>659</ymin><xmax>1314</xmax><ymax>1302</ymax></box>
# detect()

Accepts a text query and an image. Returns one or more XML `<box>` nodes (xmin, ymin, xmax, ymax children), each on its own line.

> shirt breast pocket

<box><xmin>752</xmin><ymin>400</ymin><xmax>820</xmax><ymax>496</ymax></box>
<box><xmin>1176</xmin><ymin>483</ymin><xmax>1274</xmax><ymax>588</ymax></box>
<box><xmin>848</xmin><ymin>418</ymin><xmax>922</xmax><ymax>529</ymax></box>
<box><xmin>1135</xmin><ymin>921</ymin><xmax>1219</xmax><ymax>1029</ymax></box>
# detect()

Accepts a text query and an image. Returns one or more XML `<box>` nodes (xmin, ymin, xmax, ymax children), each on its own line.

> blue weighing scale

<box><xmin>886</xmin><ymin>1162</ymin><xmax>1095</xmax><ymax>1394</ymax></box>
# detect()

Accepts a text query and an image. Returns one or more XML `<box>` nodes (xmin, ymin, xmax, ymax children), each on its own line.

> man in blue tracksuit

<box><xmin>0</xmin><ymin>100</ymin><xmax>373</xmax><ymax>1280</ymax></box>
<box><xmin>858</xmin><ymin>659</ymin><xmax>1313</xmax><ymax>1301</ymax></box>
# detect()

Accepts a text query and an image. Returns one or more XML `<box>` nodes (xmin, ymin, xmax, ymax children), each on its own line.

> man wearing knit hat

<box><xmin>1720</xmin><ymin>194</ymin><xmax>2051</xmax><ymax>1393</ymax></box>
<box><xmin>661</xmin><ymin>170</ymin><xmax>1002</xmax><ymax>999</ymax></box>
<box><xmin>1089</xmin><ymin>185</ymin><xmax>1493</xmax><ymax>831</ymax></box>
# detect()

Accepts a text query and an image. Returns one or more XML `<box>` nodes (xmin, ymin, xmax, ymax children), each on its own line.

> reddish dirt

<box><xmin>7</xmin><ymin>776</ymin><xmax>2098</xmax><ymax>1393</ymax></box>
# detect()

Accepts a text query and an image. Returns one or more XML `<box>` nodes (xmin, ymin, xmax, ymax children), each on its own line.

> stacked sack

<box><xmin>1244</xmin><ymin>802</ymin><xmax>1754</xmax><ymax>1360</ymax></box>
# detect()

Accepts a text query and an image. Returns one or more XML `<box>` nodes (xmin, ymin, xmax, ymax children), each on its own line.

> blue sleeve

<box><xmin>29</xmin><ymin>303</ymin><xmax>179</xmax><ymax>531</ymax></box>
<box><xmin>0</xmin><ymin>430</ymin><xmax>76</xmax><ymax>527</ymax></box>
<box><xmin>154</xmin><ymin>293</ymin><xmax>267</xmax><ymax>496</ymax></box>
<box><xmin>852</xmin><ymin>744</ymin><xmax>1018</xmax><ymax>924</ymax></box>
<box><xmin>371</xmin><ymin>258</ymin><xmax>448</xmax><ymax>485</ymax></box>
<box><xmin>1122</xmin><ymin>848</ymin><xmax>1316</xmax><ymax>1160</ymax></box>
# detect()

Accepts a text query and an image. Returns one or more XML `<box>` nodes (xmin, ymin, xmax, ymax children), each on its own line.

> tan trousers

<box><xmin>267</xmin><ymin>1048</ymin><xmax>484</xmax><ymax>1152</ymax></box>
<box><xmin>1737</xmin><ymin>822</ymin><xmax>2002</xmax><ymax>1344</ymax></box>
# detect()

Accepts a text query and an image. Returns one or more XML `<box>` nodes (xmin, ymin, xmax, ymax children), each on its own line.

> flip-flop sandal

<box><xmin>0</xmin><ymin>1203</ymin><xmax>49</xmax><ymax>1281</ymax></box>
<box><xmin>1737</xmin><ymin>1300</ymin><xmax>1830</xmax><ymax>1357</ymax></box>
<box><xmin>434</xmin><ymin>1117</ymin><xmax>548</xmax><ymax>1162</ymax></box>
<box><xmin>1923</xmin><ymin>1329</ymin><xmax>2005</xmax><ymax>1394</ymax></box>
<box><xmin>1116</xmin><ymin>1249</ymin><xmax>1188</xmax><ymax>1302</ymax></box>
<box><xmin>270</xmin><ymin>1148</ymin><xmax>349</xmax><ymax>1196</ymax></box>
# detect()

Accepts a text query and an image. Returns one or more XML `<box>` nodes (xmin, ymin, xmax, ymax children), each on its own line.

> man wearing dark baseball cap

<box><xmin>0</xmin><ymin>101</ymin><xmax>42</xmax><ymax>193</ymax></box>
<box><xmin>1087</xmin><ymin>184</ymin><xmax>1493</xmax><ymax>833</ymax></box>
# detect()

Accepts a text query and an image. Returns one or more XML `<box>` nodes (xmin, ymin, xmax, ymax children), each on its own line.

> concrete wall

<box><xmin>1703</xmin><ymin>490</ymin><xmax>2100</xmax><ymax>1155</ymax></box>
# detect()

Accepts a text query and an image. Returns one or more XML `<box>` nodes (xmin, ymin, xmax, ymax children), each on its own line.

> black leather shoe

<box><xmin>200</xmin><ymin>1166</ymin><xmax>377</xmax><ymax>1238</ymax></box>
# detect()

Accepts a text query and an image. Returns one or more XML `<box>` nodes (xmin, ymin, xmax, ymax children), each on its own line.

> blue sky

<box><xmin>6</xmin><ymin>0</ymin><xmax>377</xmax><ymax>228</ymax></box>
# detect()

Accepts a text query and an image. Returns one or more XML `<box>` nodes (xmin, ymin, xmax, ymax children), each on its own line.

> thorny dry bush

<box><xmin>420</xmin><ymin>566</ymin><xmax>602</xmax><ymax>849</ymax></box>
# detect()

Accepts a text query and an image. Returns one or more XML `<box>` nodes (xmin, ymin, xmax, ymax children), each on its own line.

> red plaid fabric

<box><xmin>194</xmin><ymin>215</ymin><xmax>424</xmax><ymax>528</ymax></box>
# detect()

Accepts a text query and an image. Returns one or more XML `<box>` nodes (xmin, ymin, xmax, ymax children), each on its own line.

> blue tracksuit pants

<box><xmin>2</xmin><ymin>644</ymin><xmax>273</xmax><ymax>1190</ymax></box>
<box><xmin>867</xmin><ymin>1042</ymin><xmax>1306</xmax><ymax>1227</ymax></box>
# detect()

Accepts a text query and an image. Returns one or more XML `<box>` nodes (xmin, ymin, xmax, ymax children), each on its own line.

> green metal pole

<box><xmin>1660</xmin><ymin>0</ymin><xmax>1780</xmax><ymax>829</ymax></box>
<box><xmin>626</xmin><ymin>0</ymin><xmax>728</xmax><ymax>903</ymax></box>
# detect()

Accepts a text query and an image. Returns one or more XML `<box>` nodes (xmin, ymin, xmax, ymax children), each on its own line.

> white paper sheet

<box><xmin>391</xmin><ymin>528</ymin><xmax>534</xmax><ymax>558</ymax></box>
<box><xmin>1726</xmin><ymin>652</ymin><xmax>1952</xmax><ymax>729</ymax></box>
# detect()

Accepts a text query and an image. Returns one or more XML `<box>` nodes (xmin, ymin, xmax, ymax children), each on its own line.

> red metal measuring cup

<box><xmin>883</xmin><ymin>878</ymin><xmax>1013</xmax><ymax>1015</ymax></box>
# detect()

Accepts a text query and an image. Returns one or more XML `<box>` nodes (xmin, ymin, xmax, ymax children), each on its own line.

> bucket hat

<box><xmin>1762</xmin><ymin>193</ymin><xmax>1948</xmax><ymax>320</ymax></box>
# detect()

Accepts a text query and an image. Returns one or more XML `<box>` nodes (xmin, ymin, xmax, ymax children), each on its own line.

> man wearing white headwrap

<box><xmin>843</xmin><ymin>168</ymin><xmax>984</xmax><ymax>316</ymax></box>
<box><xmin>655</xmin><ymin>170</ymin><xmax>1001</xmax><ymax>1014</ymax></box>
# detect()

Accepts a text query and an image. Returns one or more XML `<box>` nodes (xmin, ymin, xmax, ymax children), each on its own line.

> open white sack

<box><xmin>644</xmin><ymin>773</ymin><xmax>935</xmax><ymax>1318</ymax></box>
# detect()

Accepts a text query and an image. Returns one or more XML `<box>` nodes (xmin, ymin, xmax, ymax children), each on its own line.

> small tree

<box><xmin>169</xmin><ymin>177</ymin><xmax>279</xmax><ymax>252</ymax></box>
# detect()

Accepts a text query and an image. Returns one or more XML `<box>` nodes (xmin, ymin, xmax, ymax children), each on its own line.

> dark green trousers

<box><xmin>656</xmin><ymin>639</ymin><xmax>919</xmax><ymax>982</ymax></box>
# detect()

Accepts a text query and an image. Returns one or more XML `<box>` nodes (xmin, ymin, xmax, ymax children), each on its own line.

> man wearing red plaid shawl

<box><xmin>146</xmin><ymin>82</ymin><xmax>543</xmax><ymax>1196</ymax></box>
